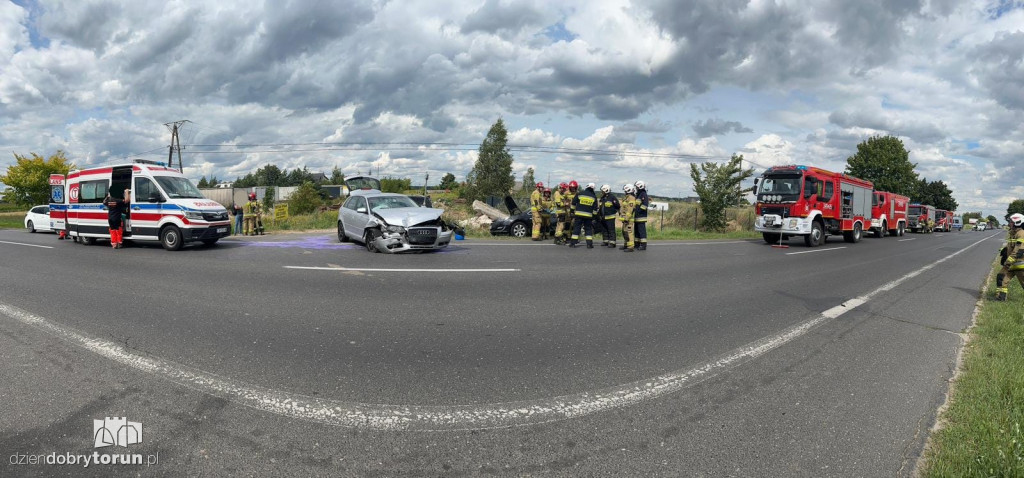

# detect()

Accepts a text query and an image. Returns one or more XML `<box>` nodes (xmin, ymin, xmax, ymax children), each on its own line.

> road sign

<box><xmin>650</xmin><ymin>201</ymin><xmax>669</xmax><ymax>211</ymax></box>
<box><xmin>274</xmin><ymin>204</ymin><xmax>288</xmax><ymax>221</ymax></box>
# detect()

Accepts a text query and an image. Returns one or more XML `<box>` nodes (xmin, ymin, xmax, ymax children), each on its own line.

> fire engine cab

<box><xmin>907</xmin><ymin>204</ymin><xmax>936</xmax><ymax>233</ymax></box>
<box><xmin>934</xmin><ymin>209</ymin><xmax>954</xmax><ymax>232</ymax></box>
<box><xmin>50</xmin><ymin>160</ymin><xmax>231</xmax><ymax>250</ymax></box>
<box><xmin>754</xmin><ymin>165</ymin><xmax>873</xmax><ymax>247</ymax></box>
<box><xmin>870</xmin><ymin>191</ymin><xmax>909</xmax><ymax>237</ymax></box>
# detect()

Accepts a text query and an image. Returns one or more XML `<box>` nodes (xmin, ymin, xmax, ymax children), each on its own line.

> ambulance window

<box><xmin>79</xmin><ymin>180</ymin><xmax>108</xmax><ymax>203</ymax></box>
<box><xmin>135</xmin><ymin>177</ymin><xmax>161</xmax><ymax>202</ymax></box>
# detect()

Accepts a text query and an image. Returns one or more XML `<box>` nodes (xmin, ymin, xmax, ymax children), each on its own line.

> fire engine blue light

<box><xmin>795</xmin><ymin>165</ymin><xmax>807</xmax><ymax>170</ymax></box>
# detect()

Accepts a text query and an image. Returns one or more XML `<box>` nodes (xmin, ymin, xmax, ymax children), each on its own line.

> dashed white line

<box><xmin>285</xmin><ymin>265</ymin><xmax>520</xmax><ymax>272</ymax></box>
<box><xmin>786</xmin><ymin>246</ymin><xmax>847</xmax><ymax>255</ymax></box>
<box><xmin>898</xmin><ymin>238</ymin><xmax>917</xmax><ymax>242</ymax></box>
<box><xmin>0</xmin><ymin>240</ymin><xmax>54</xmax><ymax>249</ymax></box>
<box><xmin>0</xmin><ymin>234</ymin><xmax>996</xmax><ymax>431</ymax></box>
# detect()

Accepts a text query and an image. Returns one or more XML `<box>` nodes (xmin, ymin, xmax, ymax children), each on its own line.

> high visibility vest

<box><xmin>572</xmin><ymin>190</ymin><xmax>596</xmax><ymax>218</ymax></box>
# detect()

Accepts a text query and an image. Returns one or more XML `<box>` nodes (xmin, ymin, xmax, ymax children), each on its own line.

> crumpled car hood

<box><xmin>373</xmin><ymin>207</ymin><xmax>444</xmax><ymax>227</ymax></box>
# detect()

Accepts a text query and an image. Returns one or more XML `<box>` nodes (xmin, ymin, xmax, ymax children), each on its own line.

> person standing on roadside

<box><xmin>619</xmin><ymin>184</ymin><xmax>638</xmax><ymax>252</ymax></box>
<box><xmin>530</xmin><ymin>181</ymin><xmax>545</xmax><ymax>241</ymax></box>
<box><xmin>597</xmin><ymin>184</ymin><xmax>620</xmax><ymax>248</ymax></box>
<box><xmin>996</xmin><ymin>213</ymin><xmax>1024</xmax><ymax>301</ymax></box>
<box><xmin>104</xmin><ymin>188</ymin><xmax>129</xmax><ymax>249</ymax></box>
<box><xmin>562</xmin><ymin>181</ymin><xmax>579</xmax><ymax>244</ymax></box>
<box><xmin>569</xmin><ymin>182</ymin><xmax>597</xmax><ymax>248</ymax></box>
<box><xmin>634</xmin><ymin>180</ymin><xmax>650</xmax><ymax>250</ymax></box>
<box><xmin>232</xmin><ymin>201</ymin><xmax>244</xmax><ymax>235</ymax></box>
<box><xmin>243</xmin><ymin>192</ymin><xmax>260</xmax><ymax>236</ymax></box>
<box><xmin>553</xmin><ymin>182</ymin><xmax>569</xmax><ymax>245</ymax></box>
<box><xmin>540</xmin><ymin>188</ymin><xmax>554</xmax><ymax>240</ymax></box>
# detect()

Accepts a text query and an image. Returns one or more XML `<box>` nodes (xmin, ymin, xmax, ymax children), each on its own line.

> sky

<box><xmin>1</xmin><ymin>0</ymin><xmax>1022</xmax><ymax>216</ymax></box>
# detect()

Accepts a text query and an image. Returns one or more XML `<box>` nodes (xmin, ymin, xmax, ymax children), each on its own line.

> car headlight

<box><xmin>386</xmin><ymin>225</ymin><xmax>405</xmax><ymax>233</ymax></box>
<box><xmin>184</xmin><ymin>211</ymin><xmax>204</xmax><ymax>220</ymax></box>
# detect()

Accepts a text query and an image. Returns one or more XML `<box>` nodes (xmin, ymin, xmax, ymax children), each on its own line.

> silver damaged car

<box><xmin>337</xmin><ymin>190</ymin><xmax>453</xmax><ymax>253</ymax></box>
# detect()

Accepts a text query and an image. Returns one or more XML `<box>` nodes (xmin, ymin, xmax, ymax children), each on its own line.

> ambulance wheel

<box><xmin>27</xmin><ymin>220</ymin><xmax>35</xmax><ymax>233</ymax></box>
<box><xmin>762</xmin><ymin>232</ymin><xmax>781</xmax><ymax>244</ymax></box>
<box><xmin>804</xmin><ymin>221</ymin><xmax>823</xmax><ymax>247</ymax></box>
<box><xmin>160</xmin><ymin>226</ymin><xmax>183</xmax><ymax>251</ymax></box>
<box><xmin>82</xmin><ymin>236</ymin><xmax>96</xmax><ymax>246</ymax></box>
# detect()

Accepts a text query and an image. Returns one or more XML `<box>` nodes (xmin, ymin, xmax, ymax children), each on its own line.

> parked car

<box><xmin>408</xmin><ymin>195</ymin><xmax>433</xmax><ymax>207</ymax></box>
<box><xmin>337</xmin><ymin>187</ymin><xmax>453</xmax><ymax>253</ymax></box>
<box><xmin>489</xmin><ymin>196</ymin><xmax>606</xmax><ymax>238</ymax></box>
<box><xmin>24</xmin><ymin>205</ymin><xmax>52</xmax><ymax>233</ymax></box>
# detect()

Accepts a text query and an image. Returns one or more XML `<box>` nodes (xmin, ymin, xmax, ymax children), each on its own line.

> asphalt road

<box><xmin>0</xmin><ymin>227</ymin><xmax>1005</xmax><ymax>476</ymax></box>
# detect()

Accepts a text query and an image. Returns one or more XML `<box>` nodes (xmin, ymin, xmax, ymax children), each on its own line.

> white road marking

<box><xmin>786</xmin><ymin>246</ymin><xmax>847</xmax><ymax>255</ymax></box>
<box><xmin>0</xmin><ymin>240</ymin><xmax>54</xmax><ymax>249</ymax></box>
<box><xmin>465</xmin><ymin>240</ymin><xmax>754</xmax><ymax>246</ymax></box>
<box><xmin>0</xmin><ymin>234</ymin><xmax>996</xmax><ymax>431</ymax></box>
<box><xmin>285</xmin><ymin>265</ymin><xmax>520</xmax><ymax>272</ymax></box>
<box><xmin>898</xmin><ymin>238</ymin><xmax>917</xmax><ymax>242</ymax></box>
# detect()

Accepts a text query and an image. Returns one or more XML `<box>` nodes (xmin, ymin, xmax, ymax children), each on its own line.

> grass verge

<box><xmin>0</xmin><ymin>212</ymin><xmax>24</xmax><ymax>229</ymax></box>
<box><xmin>918</xmin><ymin>262</ymin><xmax>1024</xmax><ymax>477</ymax></box>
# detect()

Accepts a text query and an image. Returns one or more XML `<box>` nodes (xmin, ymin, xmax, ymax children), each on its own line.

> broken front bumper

<box><xmin>372</xmin><ymin>227</ymin><xmax>454</xmax><ymax>253</ymax></box>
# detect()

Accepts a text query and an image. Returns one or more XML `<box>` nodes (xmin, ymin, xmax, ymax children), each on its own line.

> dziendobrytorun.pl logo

<box><xmin>8</xmin><ymin>417</ymin><xmax>158</xmax><ymax>468</ymax></box>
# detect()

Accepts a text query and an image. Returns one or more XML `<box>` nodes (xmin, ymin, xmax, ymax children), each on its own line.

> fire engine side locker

<box><xmin>837</xmin><ymin>180</ymin><xmax>872</xmax><ymax>243</ymax></box>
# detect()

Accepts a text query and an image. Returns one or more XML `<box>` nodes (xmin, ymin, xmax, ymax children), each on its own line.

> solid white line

<box><xmin>898</xmin><ymin>238</ymin><xmax>916</xmax><ymax>242</ymax></box>
<box><xmin>786</xmin><ymin>246</ymin><xmax>846</xmax><ymax>255</ymax></box>
<box><xmin>0</xmin><ymin>240</ymin><xmax>54</xmax><ymax>249</ymax></box>
<box><xmin>0</xmin><ymin>233</ymin><xmax>996</xmax><ymax>431</ymax></box>
<box><xmin>285</xmin><ymin>266</ymin><xmax>520</xmax><ymax>272</ymax></box>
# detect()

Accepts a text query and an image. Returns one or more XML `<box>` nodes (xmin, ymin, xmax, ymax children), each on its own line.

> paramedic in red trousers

<box><xmin>104</xmin><ymin>188</ymin><xmax>129</xmax><ymax>249</ymax></box>
<box><xmin>569</xmin><ymin>182</ymin><xmax>597</xmax><ymax>248</ymax></box>
<box><xmin>634</xmin><ymin>180</ymin><xmax>650</xmax><ymax>250</ymax></box>
<box><xmin>597</xmin><ymin>184</ymin><xmax>620</xmax><ymax>248</ymax></box>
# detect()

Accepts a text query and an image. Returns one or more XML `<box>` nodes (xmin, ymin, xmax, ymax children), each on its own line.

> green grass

<box><xmin>261</xmin><ymin>210</ymin><xmax>336</xmax><ymax>232</ymax></box>
<box><xmin>919</xmin><ymin>263</ymin><xmax>1024</xmax><ymax>477</ymax></box>
<box><xmin>0</xmin><ymin>212</ymin><xmax>24</xmax><ymax>229</ymax></box>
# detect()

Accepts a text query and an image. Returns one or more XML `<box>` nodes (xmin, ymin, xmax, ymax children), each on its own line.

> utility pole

<box><xmin>423</xmin><ymin>172</ymin><xmax>429</xmax><ymax>198</ymax></box>
<box><xmin>164</xmin><ymin>120</ymin><xmax>189</xmax><ymax>172</ymax></box>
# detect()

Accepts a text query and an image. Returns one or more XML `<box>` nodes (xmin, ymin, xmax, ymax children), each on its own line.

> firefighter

<box><xmin>529</xmin><ymin>181</ymin><xmax>545</xmax><ymax>240</ymax></box>
<box><xmin>569</xmin><ymin>182</ymin><xmax>597</xmax><ymax>248</ymax></box>
<box><xmin>620</xmin><ymin>184</ymin><xmax>638</xmax><ymax>252</ymax></box>
<box><xmin>243</xmin><ymin>192</ymin><xmax>261</xmax><ymax>235</ymax></box>
<box><xmin>996</xmin><ymin>213</ymin><xmax>1024</xmax><ymax>301</ymax></box>
<box><xmin>597</xmin><ymin>184</ymin><xmax>620</xmax><ymax>247</ymax></box>
<box><xmin>552</xmin><ymin>182</ymin><xmax>567</xmax><ymax>244</ymax></box>
<box><xmin>634</xmin><ymin>180</ymin><xmax>650</xmax><ymax>250</ymax></box>
<box><xmin>540</xmin><ymin>188</ymin><xmax>553</xmax><ymax>240</ymax></box>
<box><xmin>560</xmin><ymin>181</ymin><xmax>578</xmax><ymax>244</ymax></box>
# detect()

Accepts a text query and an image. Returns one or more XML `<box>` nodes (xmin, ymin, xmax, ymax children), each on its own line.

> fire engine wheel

<box><xmin>762</xmin><ymin>232</ymin><xmax>781</xmax><ymax>244</ymax></box>
<box><xmin>160</xmin><ymin>226</ymin><xmax>184</xmax><ymax>251</ymax></box>
<box><xmin>874</xmin><ymin>221</ymin><xmax>887</xmax><ymax>238</ymax></box>
<box><xmin>898</xmin><ymin>223</ymin><xmax>906</xmax><ymax>236</ymax></box>
<box><xmin>844</xmin><ymin>223</ymin><xmax>863</xmax><ymax>243</ymax></box>
<box><xmin>804</xmin><ymin>222</ymin><xmax>823</xmax><ymax>247</ymax></box>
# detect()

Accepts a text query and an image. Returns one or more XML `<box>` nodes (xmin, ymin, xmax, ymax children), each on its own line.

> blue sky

<box><xmin>1</xmin><ymin>0</ymin><xmax>1022</xmax><ymax>217</ymax></box>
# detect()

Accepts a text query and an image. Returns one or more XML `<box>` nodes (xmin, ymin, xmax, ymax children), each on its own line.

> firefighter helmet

<box><xmin>536</xmin><ymin>181</ymin><xmax>544</xmax><ymax>189</ymax></box>
<box><xmin>543</xmin><ymin>188</ymin><xmax>551</xmax><ymax>196</ymax></box>
<box><xmin>568</xmin><ymin>180</ymin><xmax>578</xmax><ymax>189</ymax></box>
<box><xmin>623</xmin><ymin>184</ymin><xmax>636</xmax><ymax>194</ymax></box>
<box><xmin>600</xmin><ymin>184</ymin><xmax>611</xmax><ymax>193</ymax></box>
<box><xmin>1010</xmin><ymin>213</ymin><xmax>1024</xmax><ymax>228</ymax></box>
<box><xmin>248</xmin><ymin>192</ymin><xmax>257</xmax><ymax>200</ymax></box>
<box><xmin>634</xmin><ymin>180</ymin><xmax>646</xmax><ymax>190</ymax></box>
<box><xmin>559</xmin><ymin>182</ymin><xmax>568</xmax><ymax>190</ymax></box>
<box><xmin>585</xmin><ymin>182</ymin><xmax>595</xmax><ymax>190</ymax></box>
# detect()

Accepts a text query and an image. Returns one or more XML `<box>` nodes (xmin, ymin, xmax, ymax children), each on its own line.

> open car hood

<box><xmin>373</xmin><ymin>207</ymin><xmax>444</xmax><ymax>227</ymax></box>
<box><xmin>504</xmin><ymin>196</ymin><xmax>522</xmax><ymax>215</ymax></box>
<box><xmin>345</xmin><ymin>176</ymin><xmax>382</xmax><ymax>192</ymax></box>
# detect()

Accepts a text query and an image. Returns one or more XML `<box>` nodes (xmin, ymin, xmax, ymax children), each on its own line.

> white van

<box><xmin>52</xmin><ymin>160</ymin><xmax>231</xmax><ymax>250</ymax></box>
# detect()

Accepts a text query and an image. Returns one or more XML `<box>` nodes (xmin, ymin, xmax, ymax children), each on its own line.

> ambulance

<box><xmin>50</xmin><ymin>160</ymin><xmax>231</xmax><ymax>250</ymax></box>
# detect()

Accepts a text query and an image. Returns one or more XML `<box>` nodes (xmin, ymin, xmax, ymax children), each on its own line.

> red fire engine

<box><xmin>908</xmin><ymin>204</ymin><xmax>935</xmax><ymax>233</ymax></box>
<box><xmin>934</xmin><ymin>209</ymin><xmax>954</xmax><ymax>232</ymax></box>
<box><xmin>754</xmin><ymin>165</ymin><xmax>874</xmax><ymax>247</ymax></box>
<box><xmin>870</xmin><ymin>191</ymin><xmax>909</xmax><ymax>237</ymax></box>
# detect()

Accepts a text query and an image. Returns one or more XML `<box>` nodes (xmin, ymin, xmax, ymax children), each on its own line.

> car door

<box><xmin>343</xmin><ymin>196</ymin><xmax>369</xmax><ymax>239</ymax></box>
<box><xmin>130</xmin><ymin>176</ymin><xmax>164</xmax><ymax>240</ymax></box>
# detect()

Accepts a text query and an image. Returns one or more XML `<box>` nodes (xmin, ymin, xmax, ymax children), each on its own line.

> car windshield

<box><xmin>368</xmin><ymin>195</ymin><xmax>417</xmax><ymax>211</ymax></box>
<box><xmin>758</xmin><ymin>174</ymin><xmax>801</xmax><ymax>196</ymax></box>
<box><xmin>155</xmin><ymin>176</ymin><xmax>204</xmax><ymax>199</ymax></box>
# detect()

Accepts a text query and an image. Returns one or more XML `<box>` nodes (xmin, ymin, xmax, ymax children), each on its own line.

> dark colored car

<box><xmin>408</xmin><ymin>195</ymin><xmax>433</xmax><ymax>207</ymax></box>
<box><xmin>489</xmin><ymin>196</ymin><xmax>607</xmax><ymax>238</ymax></box>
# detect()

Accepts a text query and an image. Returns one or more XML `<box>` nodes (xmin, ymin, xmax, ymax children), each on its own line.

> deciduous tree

<box><xmin>845</xmin><ymin>135</ymin><xmax>919</xmax><ymax>197</ymax></box>
<box><xmin>0</xmin><ymin>151</ymin><xmax>75</xmax><ymax>206</ymax></box>
<box><xmin>438</xmin><ymin>172</ymin><xmax>457</xmax><ymax>190</ymax></box>
<box><xmin>690</xmin><ymin>154</ymin><xmax>754</xmax><ymax>232</ymax></box>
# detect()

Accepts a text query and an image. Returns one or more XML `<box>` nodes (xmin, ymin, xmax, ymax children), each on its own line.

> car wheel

<box><xmin>510</xmin><ymin>221</ymin><xmax>528</xmax><ymax>238</ymax></box>
<box><xmin>337</xmin><ymin>221</ymin><xmax>349</xmax><ymax>242</ymax></box>
<box><xmin>363</xmin><ymin>229</ymin><xmax>380</xmax><ymax>253</ymax></box>
<box><xmin>160</xmin><ymin>225</ymin><xmax>184</xmax><ymax>251</ymax></box>
<box><xmin>27</xmin><ymin>220</ymin><xmax>35</xmax><ymax>233</ymax></box>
